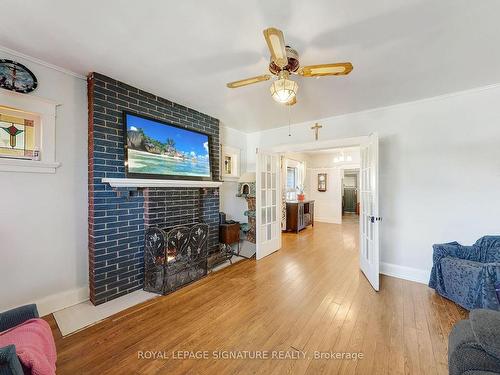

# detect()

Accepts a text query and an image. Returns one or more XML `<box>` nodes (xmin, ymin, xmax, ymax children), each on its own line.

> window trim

<box><xmin>286</xmin><ymin>166</ymin><xmax>298</xmax><ymax>201</ymax></box>
<box><xmin>286</xmin><ymin>166</ymin><xmax>297</xmax><ymax>190</ymax></box>
<box><xmin>0</xmin><ymin>90</ymin><xmax>60</xmax><ymax>173</ymax></box>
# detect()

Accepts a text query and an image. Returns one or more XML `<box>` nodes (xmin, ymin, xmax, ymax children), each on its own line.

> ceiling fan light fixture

<box><xmin>270</xmin><ymin>71</ymin><xmax>298</xmax><ymax>104</ymax></box>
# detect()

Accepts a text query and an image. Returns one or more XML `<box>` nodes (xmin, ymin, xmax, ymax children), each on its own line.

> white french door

<box><xmin>359</xmin><ymin>133</ymin><xmax>380</xmax><ymax>291</ymax></box>
<box><xmin>256</xmin><ymin>151</ymin><xmax>281</xmax><ymax>260</ymax></box>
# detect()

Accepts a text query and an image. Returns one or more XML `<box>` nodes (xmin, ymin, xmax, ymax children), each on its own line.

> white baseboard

<box><xmin>380</xmin><ymin>262</ymin><xmax>430</xmax><ymax>285</ymax></box>
<box><xmin>315</xmin><ymin>217</ymin><xmax>341</xmax><ymax>224</ymax></box>
<box><xmin>35</xmin><ymin>286</ymin><xmax>89</xmax><ymax>316</ymax></box>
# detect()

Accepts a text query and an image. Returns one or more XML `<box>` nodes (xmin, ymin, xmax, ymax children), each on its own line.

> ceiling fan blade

<box><xmin>299</xmin><ymin>62</ymin><xmax>353</xmax><ymax>77</ymax></box>
<box><xmin>226</xmin><ymin>74</ymin><xmax>271</xmax><ymax>88</ymax></box>
<box><xmin>263</xmin><ymin>27</ymin><xmax>288</xmax><ymax>68</ymax></box>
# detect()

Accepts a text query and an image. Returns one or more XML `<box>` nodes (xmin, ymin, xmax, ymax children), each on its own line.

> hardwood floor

<box><xmin>46</xmin><ymin>219</ymin><xmax>467</xmax><ymax>374</ymax></box>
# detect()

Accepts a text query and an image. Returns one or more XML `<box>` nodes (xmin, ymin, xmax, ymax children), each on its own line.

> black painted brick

<box><xmin>88</xmin><ymin>72</ymin><xmax>220</xmax><ymax>305</ymax></box>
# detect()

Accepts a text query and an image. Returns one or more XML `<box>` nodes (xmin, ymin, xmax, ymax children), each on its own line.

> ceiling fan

<box><xmin>226</xmin><ymin>27</ymin><xmax>353</xmax><ymax>105</ymax></box>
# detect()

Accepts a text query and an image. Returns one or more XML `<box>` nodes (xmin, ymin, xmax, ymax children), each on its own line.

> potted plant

<box><xmin>297</xmin><ymin>185</ymin><xmax>305</xmax><ymax>201</ymax></box>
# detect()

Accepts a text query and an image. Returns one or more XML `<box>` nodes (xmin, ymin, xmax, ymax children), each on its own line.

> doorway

<box><xmin>342</xmin><ymin>168</ymin><xmax>360</xmax><ymax>222</ymax></box>
<box><xmin>255</xmin><ymin>134</ymin><xmax>380</xmax><ymax>291</ymax></box>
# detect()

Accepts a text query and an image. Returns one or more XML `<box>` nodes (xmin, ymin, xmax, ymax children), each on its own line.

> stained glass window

<box><xmin>0</xmin><ymin>111</ymin><xmax>36</xmax><ymax>158</ymax></box>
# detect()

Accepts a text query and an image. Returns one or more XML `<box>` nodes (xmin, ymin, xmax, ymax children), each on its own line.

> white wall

<box><xmin>247</xmin><ymin>84</ymin><xmax>500</xmax><ymax>283</ymax></box>
<box><xmin>219</xmin><ymin>125</ymin><xmax>248</xmax><ymax>222</ymax></box>
<box><xmin>284</xmin><ymin>152</ymin><xmax>311</xmax><ymax>165</ymax></box>
<box><xmin>304</xmin><ymin>149</ymin><xmax>360</xmax><ymax>224</ymax></box>
<box><xmin>0</xmin><ymin>50</ymin><xmax>88</xmax><ymax>315</ymax></box>
<box><xmin>307</xmin><ymin>167</ymin><xmax>343</xmax><ymax>224</ymax></box>
<box><xmin>307</xmin><ymin>149</ymin><xmax>360</xmax><ymax>169</ymax></box>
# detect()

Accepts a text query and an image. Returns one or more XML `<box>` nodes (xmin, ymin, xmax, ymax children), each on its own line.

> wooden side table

<box><xmin>285</xmin><ymin>200</ymin><xmax>315</xmax><ymax>233</ymax></box>
<box><xmin>219</xmin><ymin>222</ymin><xmax>240</xmax><ymax>254</ymax></box>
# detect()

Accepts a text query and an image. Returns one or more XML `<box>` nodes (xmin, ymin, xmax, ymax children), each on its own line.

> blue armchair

<box><xmin>0</xmin><ymin>305</ymin><xmax>39</xmax><ymax>375</ymax></box>
<box><xmin>429</xmin><ymin>236</ymin><xmax>500</xmax><ymax>310</ymax></box>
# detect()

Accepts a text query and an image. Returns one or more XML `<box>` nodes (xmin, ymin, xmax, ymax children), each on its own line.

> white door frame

<box><xmin>266</xmin><ymin>136</ymin><xmax>369</xmax><ymax>154</ymax></box>
<box><xmin>263</xmin><ymin>135</ymin><xmax>381</xmax><ymax>291</ymax></box>
<box><xmin>267</xmin><ymin>135</ymin><xmax>368</xmax><ymax>225</ymax></box>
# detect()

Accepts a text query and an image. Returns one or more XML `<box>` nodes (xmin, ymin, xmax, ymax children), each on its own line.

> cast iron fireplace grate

<box><xmin>144</xmin><ymin>223</ymin><xmax>209</xmax><ymax>295</ymax></box>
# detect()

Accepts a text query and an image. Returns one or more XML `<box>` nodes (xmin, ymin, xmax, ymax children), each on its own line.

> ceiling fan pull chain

<box><xmin>288</xmin><ymin>104</ymin><xmax>292</xmax><ymax>137</ymax></box>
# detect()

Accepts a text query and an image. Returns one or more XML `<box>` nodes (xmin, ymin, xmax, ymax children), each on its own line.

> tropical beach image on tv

<box><xmin>124</xmin><ymin>112</ymin><xmax>211</xmax><ymax>179</ymax></box>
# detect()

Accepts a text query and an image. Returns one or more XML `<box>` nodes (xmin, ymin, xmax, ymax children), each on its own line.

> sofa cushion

<box><xmin>470</xmin><ymin>309</ymin><xmax>500</xmax><ymax>360</ymax></box>
<box><xmin>449</xmin><ymin>319</ymin><xmax>500</xmax><ymax>375</ymax></box>
<box><xmin>0</xmin><ymin>318</ymin><xmax>56</xmax><ymax>375</ymax></box>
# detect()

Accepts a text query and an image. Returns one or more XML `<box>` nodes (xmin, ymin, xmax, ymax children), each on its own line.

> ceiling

<box><xmin>1</xmin><ymin>0</ymin><xmax>500</xmax><ymax>132</ymax></box>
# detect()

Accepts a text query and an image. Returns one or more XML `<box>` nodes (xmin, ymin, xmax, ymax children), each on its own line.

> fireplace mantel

<box><xmin>101</xmin><ymin>178</ymin><xmax>222</xmax><ymax>188</ymax></box>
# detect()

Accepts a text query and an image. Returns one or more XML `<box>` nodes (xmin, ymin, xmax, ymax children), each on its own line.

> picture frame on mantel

<box><xmin>221</xmin><ymin>145</ymin><xmax>240</xmax><ymax>181</ymax></box>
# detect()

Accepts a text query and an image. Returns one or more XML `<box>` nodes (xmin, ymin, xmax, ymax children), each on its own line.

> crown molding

<box><xmin>247</xmin><ymin>81</ymin><xmax>500</xmax><ymax>135</ymax></box>
<box><xmin>0</xmin><ymin>45</ymin><xmax>86</xmax><ymax>80</ymax></box>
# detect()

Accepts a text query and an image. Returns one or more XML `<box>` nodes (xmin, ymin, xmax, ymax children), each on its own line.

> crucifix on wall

<box><xmin>311</xmin><ymin>122</ymin><xmax>323</xmax><ymax>140</ymax></box>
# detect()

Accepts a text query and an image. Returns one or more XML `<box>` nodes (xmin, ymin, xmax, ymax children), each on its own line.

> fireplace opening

<box><xmin>144</xmin><ymin>223</ymin><xmax>209</xmax><ymax>295</ymax></box>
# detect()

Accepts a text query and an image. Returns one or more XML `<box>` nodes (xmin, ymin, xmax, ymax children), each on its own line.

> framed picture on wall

<box><xmin>318</xmin><ymin>173</ymin><xmax>327</xmax><ymax>192</ymax></box>
<box><xmin>221</xmin><ymin>145</ymin><xmax>240</xmax><ymax>181</ymax></box>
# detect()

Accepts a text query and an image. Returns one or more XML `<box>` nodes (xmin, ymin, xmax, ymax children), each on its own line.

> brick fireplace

<box><xmin>88</xmin><ymin>73</ymin><xmax>220</xmax><ymax>305</ymax></box>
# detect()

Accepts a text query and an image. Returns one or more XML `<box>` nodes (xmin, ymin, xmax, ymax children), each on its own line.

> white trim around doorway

<box><xmin>264</xmin><ymin>136</ymin><xmax>369</xmax><ymax>154</ymax></box>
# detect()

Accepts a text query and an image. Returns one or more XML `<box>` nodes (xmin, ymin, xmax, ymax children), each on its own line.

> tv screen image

<box><xmin>124</xmin><ymin>112</ymin><xmax>211</xmax><ymax>179</ymax></box>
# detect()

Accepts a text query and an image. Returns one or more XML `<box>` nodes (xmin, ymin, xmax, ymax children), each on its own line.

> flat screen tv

<box><xmin>123</xmin><ymin>111</ymin><xmax>212</xmax><ymax>180</ymax></box>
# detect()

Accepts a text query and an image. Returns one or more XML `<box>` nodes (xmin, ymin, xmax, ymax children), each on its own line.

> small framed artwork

<box><xmin>224</xmin><ymin>155</ymin><xmax>232</xmax><ymax>175</ymax></box>
<box><xmin>318</xmin><ymin>173</ymin><xmax>327</xmax><ymax>192</ymax></box>
<box><xmin>221</xmin><ymin>145</ymin><xmax>240</xmax><ymax>181</ymax></box>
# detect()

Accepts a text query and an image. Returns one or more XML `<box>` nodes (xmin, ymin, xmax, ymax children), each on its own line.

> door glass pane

<box><xmin>267</xmin><ymin>224</ymin><xmax>272</xmax><ymax>240</ymax></box>
<box><xmin>261</xmin><ymin>189</ymin><xmax>266</xmax><ymax>206</ymax></box>
<box><xmin>267</xmin><ymin>207</ymin><xmax>271</xmax><ymax>223</ymax></box>
<box><xmin>261</xmin><ymin>155</ymin><xmax>267</xmax><ymax>172</ymax></box>
<box><xmin>260</xmin><ymin>226</ymin><xmax>267</xmax><ymax>243</ymax></box>
<box><xmin>267</xmin><ymin>172</ymin><xmax>271</xmax><ymax>188</ymax></box>
<box><xmin>261</xmin><ymin>208</ymin><xmax>267</xmax><ymax>224</ymax></box>
<box><xmin>261</xmin><ymin>172</ymin><xmax>266</xmax><ymax>189</ymax></box>
<box><xmin>271</xmin><ymin>173</ymin><xmax>276</xmax><ymax>189</ymax></box>
<box><xmin>272</xmin><ymin>206</ymin><xmax>276</xmax><ymax>221</ymax></box>
<box><xmin>365</xmin><ymin>238</ymin><xmax>369</xmax><ymax>260</ymax></box>
<box><xmin>272</xmin><ymin>190</ymin><xmax>277</xmax><ymax>206</ymax></box>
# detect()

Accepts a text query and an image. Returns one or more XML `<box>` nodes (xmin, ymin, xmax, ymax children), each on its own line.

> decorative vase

<box><xmin>297</xmin><ymin>193</ymin><xmax>305</xmax><ymax>201</ymax></box>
